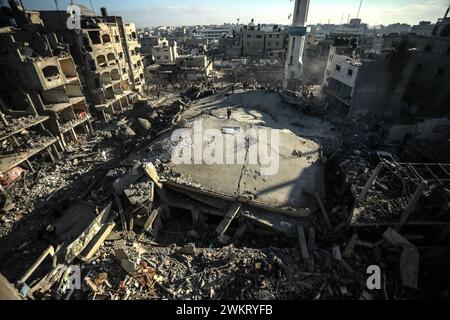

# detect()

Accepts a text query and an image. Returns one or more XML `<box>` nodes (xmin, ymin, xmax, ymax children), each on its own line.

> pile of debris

<box><xmin>181</xmin><ymin>86</ymin><xmax>216</xmax><ymax>102</ymax></box>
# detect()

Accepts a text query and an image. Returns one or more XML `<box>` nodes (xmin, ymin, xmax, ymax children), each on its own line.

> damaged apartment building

<box><xmin>321</xmin><ymin>10</ymin><xmax>450</xmax><ymax>141</ymax></box>
<box><xmin>2</xmin><ymin>0</ymin><xmax>450</xmax><ymax>302</ymax></box>
<box><xmin>147</xmin><ymin>56</ymin><xmax>213</xmax><ymax>84</ymax></box>
<box><xmin>37</xmin><ymin>7</ymin><xmax>145</xmax><ymax>119</ymax></box>
<box><xmin>0</xmin><ymin>0</ymin><xmax>93</xmax><ymax>169</ymax></box>
<box><xmin>218</xmin><ymin>22</ymin><xmax>288</xmax><ymax>59</ymax></box>
<box><xmin>0</xmin><ymin>0</ymin><xmax>147</xmax><ymax>199</ymax></box>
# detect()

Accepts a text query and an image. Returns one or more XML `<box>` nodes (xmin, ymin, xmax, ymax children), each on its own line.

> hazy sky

<box><xmin>19</xmin><ymin>0</ymin><xmax>450</xmax><ymax>27</ymax></box>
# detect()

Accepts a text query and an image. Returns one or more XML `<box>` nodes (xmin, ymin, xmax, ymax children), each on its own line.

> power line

<box><xmin>88</xmin><ymin>0</ymin><xmax>95</xmax><ymax>15</ymax></box>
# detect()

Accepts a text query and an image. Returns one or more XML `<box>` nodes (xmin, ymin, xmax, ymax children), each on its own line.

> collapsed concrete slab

<box><xmin>145</xmin><ymin>116</ymin><xmax>323</xmax><ymax>216</ymax></box>
<box><xmin>134</xmin><ymin>91</ymin><xmax>328</xmax><ymax>223</ymax></box>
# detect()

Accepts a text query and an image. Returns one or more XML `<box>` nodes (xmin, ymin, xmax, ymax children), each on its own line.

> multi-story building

<box><xmin>121</xmin><ymin>21</ymin><xmax>145</xmax><ymax>94</ymax></box>
<box><xmin>241</xmin><ymin>25</ymin><xmax>265</xmax><ymax>57</ymax></box>
<box><xmin>218</xmin><ymin>34</ymin><xmax>242</xmax><ymax>58</ymax></box>
<box><xmin>140</xmin><ymin>35</ymin><xmax>158</xmax><ymax>56</ymax></box>
<box><xmin>175</xmin><ymin>55</ymin><xmax>212</xmax><ymax>80</ymax></box>
<box><xmin>218</xmin><ymin>24</ymin><xmax>288</xmax><ymax>59</ymax></box>
<box><xmin>322</xmin><ymin>40</ymin><xmax>390</xmax><ymax>117</ymax></box>
<box><xmin>151</xmin><ymin>38</ymin><xmax>178</xmax><ymax>64</ymax></box>
<box><xmin>334</xmin><ymin>19</ymin><xmax>369</xmax><ymax>36</ymax></box>
<box><xmin>0</xmin><ymin>3</ymin><xmax>92</xmax><ymax>148</ymax></box>
<box><xmin>193</xmin><ymin>26</ymin><xmax>232</xmax><ymax>43</ymax></box>
<box><xmin>37</xmin><ymin>7</ymin><xmax>144</xmax><ymax>118</ymax></box>
<box><xmin>322</xmin><ymin>9</ymin><xmax>450</xmax><ymax>122</ymax></box>
<box><xmin>264</xmin><ymin>27</ymin><xmax>288</xmax><ymax>59</ymax></box>
<box><xmin>382</xmin><ymin>14</ymin><xmax>450</xmax><ymax>119</ymax></box>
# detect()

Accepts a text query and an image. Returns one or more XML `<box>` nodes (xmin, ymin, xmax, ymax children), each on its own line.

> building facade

<box><xmin>0</xmin><ymin>4</ymin><xmax>92</xmax><ymax>147</ymax></box>
<box><xmin>151</xmin><ymin>38</ymin><xmax>178</xmax><ymax>64</ymax></box>
<box><xmin>218</xmin><ymin>24</ymin><xmax>288</xmax><ymax>59</ymax></box>
<box><xmin>38</xmin><ymin>7</ymin><xmax>145</xmax><ymax>118</ymax></box>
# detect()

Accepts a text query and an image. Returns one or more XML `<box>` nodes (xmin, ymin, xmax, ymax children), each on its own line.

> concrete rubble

<box><xmin>0</xmin><ymin>0</ymin><xmax>449</xmax><ymax>303</ymax></box>
<box><xmin>1</xmin><ymin>82</ymin><xmax>449</xmax><ymax>301</ymax></box>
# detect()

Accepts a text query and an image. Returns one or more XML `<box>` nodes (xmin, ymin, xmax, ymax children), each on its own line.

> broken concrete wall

<box><xmin>348</xmin><ymin>58</ymin><xmax>391</xmax><ymax>118</ymax></box>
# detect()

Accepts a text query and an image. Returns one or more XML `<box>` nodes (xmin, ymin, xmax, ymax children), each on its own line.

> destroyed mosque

<box><xmin>0</xmin><ymin>0</ymin><xmax>450</xmax><ymax>301</ymax></box>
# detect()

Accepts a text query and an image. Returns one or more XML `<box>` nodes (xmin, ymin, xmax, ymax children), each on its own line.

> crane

<box><xmin>357</xmin><ymin>0</ymin><xmax>363</xmax><ymax>19</ymax></box>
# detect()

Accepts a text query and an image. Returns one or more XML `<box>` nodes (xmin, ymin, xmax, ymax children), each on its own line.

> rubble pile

<box><xmin>0</xmin><ymin>134</ymin><xmax>55</xmax><ymax>156</ymax></box>
<box><xmin>36</xmin><ymin>234</ymin><xmax>374</xmax><ymax>301</ymax></box>
<box><xmin>1</xmin><ymin>86</ymin><xmax>450</xmax><ymax>301</ymax></box>
<box><xmin>181</xmin><ymin>86</ymin><xmax>217</xmax><ymax>102</ymax></box>
<box><xmin>0</xmin><ymin>133</ymin><xmax>116</xmax><ymax>237</ymax></box>
<box><xmin>0</xmin><ymin>115</ymin><xmax>44</xmax><ymax>136</ymax></box>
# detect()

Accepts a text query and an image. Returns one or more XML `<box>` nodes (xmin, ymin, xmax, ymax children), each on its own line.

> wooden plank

<box><xmin>142</xmin><ymin>163</ymin><xmax>163</xmax><ymax>189</ymax></box>
<box><xmin>63</xmin><ymin>202</ymin><xmax>112</xmax><ymax>263</ymax></box>
<box><xmin>216</xmin><ymin>202</ymin><xmax>242</xmax><ymax>237</ymax></box>
<box><xmin>18</xmin><ymin>246</ymin><xmax>55</xmax><ymax>285</ymax></box>
<box><xmin>80</xmin><ymin>222</ymin><xmax>116</xmax><ymax>261</ymax></box>
<box><xmin>143</xmin><ymin>209</ymin><xmax>160</xmax><ymax>232</ymax></box>
<box><xmin>315</xmin><ymin>192</ymin><xmax>332</xmax><ymax>231</ymax></box>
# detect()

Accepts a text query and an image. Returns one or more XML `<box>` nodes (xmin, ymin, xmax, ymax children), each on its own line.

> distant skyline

<box><xmin>18</xmin><ymin>0</ymin><xmax>450</xmax><ymax>27</ymax></box>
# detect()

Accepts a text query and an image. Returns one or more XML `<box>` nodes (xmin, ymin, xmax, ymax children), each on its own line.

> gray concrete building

<box><xmin>0</xmin><ymin>4</ymin><xmax>92</xmax><ymax>147</ymax></box>
<box><xmin>322</xmin><ymin>11</ymin><xmax>450</xmax><ymax>122</ymax></box>
<box><xmin>218</xmin><ymin>24</ymin><xmax>288</xmax><ymax>59</ymax></box>
<box><xmin>37</xmin><ymin>7</ymin><xmax>144</xmax><ymax>118</ymax></box>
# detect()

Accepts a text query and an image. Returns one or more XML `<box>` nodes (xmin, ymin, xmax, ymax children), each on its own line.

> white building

<box><xmin>193</xmin><ymin>27</ymin><xmax>232</xmax><ymax>43</ymax></box>
<box><xmin>151</xmin><ymin>38</ymin><xmax>178</xmax><ymax>64</ymax></box>
<box><xmin>323</xmin><ymin>46</ymin><xmax>360</xmax><ymax>106</ymax></box>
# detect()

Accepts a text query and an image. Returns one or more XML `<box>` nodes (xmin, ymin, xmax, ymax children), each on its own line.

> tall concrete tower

<box><xmin>283</xmin><ymin>0</ymin><xmax>310</xmax><ymax>91</ymax></box>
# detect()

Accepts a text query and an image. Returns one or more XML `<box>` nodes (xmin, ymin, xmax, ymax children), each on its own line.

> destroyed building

<box><xmin>151</xmin><ymin>37</ymin><xmax>178</xmax><ymax>65</ymax></box>
<box><xmin>0</xmin><ymin>2</ymin><xmax>92</xmax><ymax>150</ymax></box>
<box><xmin>322</xmin><ymin>39</ymin><xmax>391</xmax><ymax>118</ymax></box>
<box><xmin>146</xmin><ymin>54</ymin><xmax>212</xmax><ymax>83</ymax></box>
<box><xmin>36</xmin><ymin>8</ymin><xmax>144</xmax><ymax>119</ymax></box>
<box><xmin>1</xmin><ymin>0</ymin><xmax>450</xmax><ymax>304</ymax></box>
<box><xmin>218</xmin><ymin>23</ymin><xmax>288</xmax><ymax>59</ymax></box>
<box><xmin>322</xmin><ymin>11</ymin><xmax>450</xmax><ymax>135</ymax></box>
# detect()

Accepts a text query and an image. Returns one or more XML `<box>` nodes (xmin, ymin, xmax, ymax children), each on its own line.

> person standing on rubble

<box><xmin>227</xmin><ymin>108</ymin><xmax>232</xmax><ymax>120</ymax></box>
